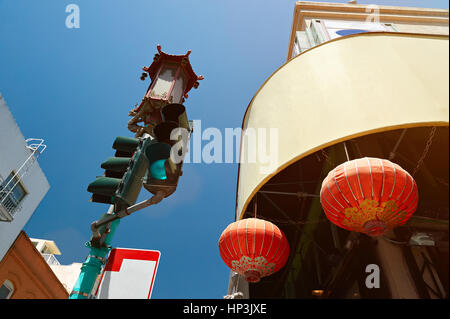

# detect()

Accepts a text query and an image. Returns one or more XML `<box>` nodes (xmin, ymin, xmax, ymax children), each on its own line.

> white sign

<box><xmin>95</xmin><ymin>248</ymin><xmax>160</xmax><ymax>299</ymax></box>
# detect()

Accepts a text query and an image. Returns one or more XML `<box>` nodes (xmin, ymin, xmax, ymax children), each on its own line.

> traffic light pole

<box><xmin>69</xmin><ymin>191</ymin><xmax>165</xmax><ymax>299</ymax></box>
<box><xmin>69</xmin><ymin>46</ymin><xmax>202</xmax><ymax>299</ymax></box>
<box><xmin>90</xmin><ymin>191</ymin><xmax>165</xmax><ymax>243</ymax></box>
<box><xmin>69</xmin><ymin>205</ymin><xmax>118</xmax><ymax>299</ymax></box>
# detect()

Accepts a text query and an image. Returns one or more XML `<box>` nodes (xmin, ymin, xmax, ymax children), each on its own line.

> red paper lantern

<box><xmin>320</xmin><ymin>157</ymin><xmax>418</xmax><ymax>237</ymax></box>
<box><xmin>218</xmin><ymin>218</ymin><xmax>290</xmax><ymax>283</ymax></box>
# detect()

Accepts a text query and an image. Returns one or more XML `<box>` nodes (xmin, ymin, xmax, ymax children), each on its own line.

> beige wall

<box><xmin>394</xmin><ymin>23</ymin><xmax>448</xmax><ymax>35</ymax></box>
<box><xmin>50</xmin><ymin>263</ymin><xmax>82</xmax><ymax>293</ymax></box>
<box><xmin>236</xmin><ymin>32</ymin><xmax>449</xmax><ymax>220</ymax></box>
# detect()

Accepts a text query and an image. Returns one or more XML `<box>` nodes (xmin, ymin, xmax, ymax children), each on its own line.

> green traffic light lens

<box><xmin>150</xmin><ymin>159</ymin><xmax>167</xmax><ymax>180</ymax></box>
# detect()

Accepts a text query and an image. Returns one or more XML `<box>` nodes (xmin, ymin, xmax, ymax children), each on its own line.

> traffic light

<box><xmin>142</xmin><ymin>103</ymin><xmax>190</xmax><ymax>198</ymax></box>
<box><xmin>154</xmin><ymin>103</ymin><xmax>190</xmax><ymax>143</ymax></box>
<box><xmin>87</xmin><ymin>136</ymin><xmax>152</xmax><ymax>210</ymax></box>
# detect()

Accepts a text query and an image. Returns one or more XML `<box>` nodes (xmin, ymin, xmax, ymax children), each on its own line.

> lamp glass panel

<box><xmin>170</xmin><ymin>70</ymin><xmax>186</xmax><ymax>104</ymax></box>
<box><xmin>151</xmin><ymin>65</ymin><xmax>177</xmax><ymax>100</ymax></box>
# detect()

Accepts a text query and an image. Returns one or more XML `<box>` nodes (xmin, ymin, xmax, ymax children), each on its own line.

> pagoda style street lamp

<box><xmin>128</xmin><ymin>45</ymin><xmax>204</xmax><ymax>137</ymax></box>
<box><xmin>69</xmin><ymin>46</ymin><xmax>202</xmax><ymax>299</ymax></box>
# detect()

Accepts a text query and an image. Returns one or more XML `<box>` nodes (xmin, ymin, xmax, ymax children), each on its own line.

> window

<box><xmin>335</xmin><ymin>29</ymin><xmax>369</xmax><ymax>36</ymax></box>
<box><xmin>0</xmin><ymin>172</ymin><xmax>27</xmax><ymax>218</ymax></box>
<box><xmin>310</xmin><ymin>20</ymin><xmax>327</xmax><ymax>44</ymax></box>
<box><xmin>321</xmin><ymin>20</ymin><xmax>395</xmax><ymax>40</ymax></box>
<box><xmin>292</xmin><ymin>31</ymin><xmax>311</xmax><ymax>57</ymax></box>
<box><xmin>0</xmin><ymin>280</ymin><xmax>14</xmax><ymax>299</ymax></box>
<box><xmin>298</xmin><ymin>19</ymin><xmax>399</xmax><ymax>56</ymax></box>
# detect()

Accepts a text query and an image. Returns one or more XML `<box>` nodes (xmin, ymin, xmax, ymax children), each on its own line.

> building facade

<box><xmin>0</xmin><ymin>231</ymin><xmax>68</xmax><ymax>299</ymax></box>
<box><xmin>0</xmin><ymin>93</ymin><xmax>50</xmax><ymax>261</ymax></box>
<box><xmin>230</xmin><ymin>1</ymin><xmax>448</xmax><ymax>299</ymax></box>
<box><xmin>30</xmin><ymin>237</ymin><xmax>82</xmax><ymax>295</ymax></box>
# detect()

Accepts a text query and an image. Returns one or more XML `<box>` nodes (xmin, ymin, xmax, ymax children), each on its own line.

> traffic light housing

<box><xmin>153</xmin><ymin>103</ymin><xmax>190</xmax><ymax>145</ymax></box>
<box><xmin>143</xmin><ymin>142</ymin><xmax>181</xmax><ymax>197</ymax></box>
<box><xmin>142</xmin><ymin>103</ymin><xmax>189</xmax><ymax>198</ymax></box>
<box><xmin>87</xmin><ymin>136</ymin><xmax>152</xmax><ymax>210</ymax></box>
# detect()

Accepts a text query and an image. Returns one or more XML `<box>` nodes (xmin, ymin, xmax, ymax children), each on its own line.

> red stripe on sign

<box><xmin>104</xmin><ymin>248</ymin><xmax>160</xmax><ymax>272</ymax></box>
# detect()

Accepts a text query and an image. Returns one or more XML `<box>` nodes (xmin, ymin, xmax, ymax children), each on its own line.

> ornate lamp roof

<box><xmin>142</xmin><ymin>45</ymin><xmax>204</xmax><ymax>99</ymax></box>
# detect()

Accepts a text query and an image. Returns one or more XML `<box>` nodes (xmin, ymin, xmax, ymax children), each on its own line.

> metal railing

<box><xmin>42</xmin><ymin>253</ymin><xmax>60</xmax><ymax>266</ymax></box>
<box><xmin>0</xmin><ymin>138</ymin><xmax>46</xmax><ymax>222</ymax></box>
<box><xmin>0</xmin><ymin>189</ymin><xmax>22</xmax><ymax>220</ymax></box>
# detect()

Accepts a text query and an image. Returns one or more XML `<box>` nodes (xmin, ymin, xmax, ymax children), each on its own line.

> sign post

<box><xmin>95</xmin><ymin>248</ymin><xmax>161</xmax><ymax>299</ymax></box>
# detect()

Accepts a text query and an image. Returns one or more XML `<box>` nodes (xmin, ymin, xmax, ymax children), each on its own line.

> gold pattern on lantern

<box><xmin>231</xmin><ymin>256</ymin><xmax>276</xmax><ymax>277</ymax></box>
<box><xmin>342</xmin><ymin>199</ymin><xmax>407</xmax><ymax>231</ymax></box>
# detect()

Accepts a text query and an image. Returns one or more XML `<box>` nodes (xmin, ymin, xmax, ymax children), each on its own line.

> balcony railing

<box><xmin>0</xmin><ymin>138</ymin><xmax>47</xmax><ymax>222</ymax></box>
<box><xmin>0</xmin><ymin>189</ymin><xmax>22</xmax><ymax>218</ymax></box>
<box><xmin>42</xmin><ymin>253</ymin><xmax>60</xmax><ymax>266</ymax></box>
<box><xmin>0</xmin><ymin>178</ymin><xmax>23</xmax><ymax>222</ymax></box>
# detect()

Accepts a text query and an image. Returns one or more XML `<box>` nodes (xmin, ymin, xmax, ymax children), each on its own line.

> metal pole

<box><xmin>69</xmin><ymin>191</ymin><xmax>165</xmax><ymax>299</ymax></box>
<box><xmin>90</xmin><ymin>191</ymin><xmax>164</xmax><ymax>241</ymax></box>
<box><xmin>69</xmin><ymin>206</ymin><xmax>118</xmax><ymax>299</ymax></box>
<box><xmin>389</xmin><ymin>128</ymin><xmax>407</xmax><ymax>160</ymax></box>
<box><xmin>258</xmin><ymin>190</ymin><xmax>320</xmax><ymax>198</ymax></box>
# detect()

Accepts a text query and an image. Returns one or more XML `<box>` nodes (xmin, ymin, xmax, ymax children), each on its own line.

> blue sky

<box><xmin>0</xmin><ymin>0</ymin><xmax>448</xmax><ymax>299</ymax></box>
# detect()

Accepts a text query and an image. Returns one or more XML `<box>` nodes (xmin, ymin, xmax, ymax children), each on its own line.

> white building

<box><xmin>30</xmin><ymin>237</ymin><xmax>82</xmax><ymax>294</ymax></box>
<box><xmin>49</xmin><ymin>262</ymin><xmax>83</xmax><ymax>294</ymax></box>
<box><xmin>0</xmin><ymin>93</ymin><xmax>50</xmax><ymax>261</ymax></box>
